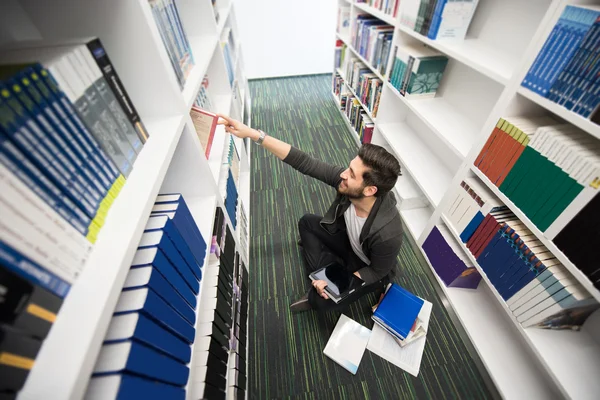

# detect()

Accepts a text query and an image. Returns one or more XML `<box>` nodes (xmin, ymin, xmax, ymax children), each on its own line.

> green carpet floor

<box><xmin>247</xmin><ymin>74</ymin><xmax>494</xmax><ymax>399</ymax></box>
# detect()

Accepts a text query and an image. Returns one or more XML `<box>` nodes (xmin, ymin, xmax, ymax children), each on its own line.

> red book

<box><xmin>474</xmin><ymin>120</ymin><xmax>503</xmax><ymax>170</ymax></box>
<box><xmin>190</xmin><ymin>106</ymin><xmax>218</xmax><ymax>158</ymax></box>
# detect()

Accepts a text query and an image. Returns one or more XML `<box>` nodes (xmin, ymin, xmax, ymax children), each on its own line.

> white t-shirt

<box><xmin>344</xmin><ymin>204</ymin><xmax>370</xmax><ymax>265</ymax></box>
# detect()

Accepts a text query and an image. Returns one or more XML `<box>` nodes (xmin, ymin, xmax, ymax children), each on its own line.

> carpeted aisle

<box><xmin>247</xmin><ymin>74</ymin><xmax>493</xmax><ymax>399</ymax></box>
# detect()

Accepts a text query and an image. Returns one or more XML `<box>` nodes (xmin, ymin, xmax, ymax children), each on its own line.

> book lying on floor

<box><xmin>323</xmin><ymin>314</ymin><xmax>371</xmax><ymax>375</ymax></box>
<box><xmin>372</xmin><ymin>283</ymin><xmax>424</xmax><ymax>340</ymax></box>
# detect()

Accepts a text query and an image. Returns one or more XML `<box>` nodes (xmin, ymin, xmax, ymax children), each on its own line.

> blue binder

<box><xmin>87</xmin><ymin>374</ymin><xmax>184</xmax><ymax>400</ymax></box>
<box><xmin>105</xmin><ymin>312</ymin><xmax>191</xmax><ymax>364</ymax></box>
<box><xmin>123</xmin><ymin>266</ymin><xmax>196</xmax><ymax>325</ymax></box>
<box><xmin>138</xmin><ymin>230</ymin><xmax>199</xmax><ymax>294</ymax></box>
<box><xmin>114</xmin><ymin>287</ymin><xmax>195</xmax><ymax>343</ymax></box>
<box><xmin>145</xmin><ymin>215</ymin><xmax>203</xmax><ymax>279</ymax></box>
<box><xmin>372</xmin><ymin>283</ymin><xmax>424</xmax><ymax>340</ymax></box>
<box><xmin>94</xmin><ymin>340</ymin><xmax>189</xmax><ymax>386</ymax></box>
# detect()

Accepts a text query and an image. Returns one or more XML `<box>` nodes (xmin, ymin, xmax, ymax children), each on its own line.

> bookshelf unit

<box><xmin>0</xmin><ymin>0</ymin><xmax>252</xmax><ymax>399</ymax></box>
<box><xmin>333</xmin><ymin>0</ymin><xmax>600</xmax><ymax>399</ymax></box>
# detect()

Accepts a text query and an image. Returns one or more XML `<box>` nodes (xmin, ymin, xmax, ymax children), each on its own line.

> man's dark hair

<box><xmin>358</xmin><ymin>144</ymin><xmax>401</xmax><ymax>197</ymax></box>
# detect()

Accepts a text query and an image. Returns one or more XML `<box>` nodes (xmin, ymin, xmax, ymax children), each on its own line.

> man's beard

<box><xmin>338</xmin><ymin>182</ymin><xmax>365</xmax><ymax>199</ymax></box>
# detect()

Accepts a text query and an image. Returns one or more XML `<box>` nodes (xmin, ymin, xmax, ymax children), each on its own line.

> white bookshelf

<box><xmin>333</xmin><ymin>0</ymin><xmax>600</xmax><ymax>398</ymax></box>
<box><xmin>0</xmin><ymin>0</ymin><xmax>251</xmax><ymax>399</ymax></box>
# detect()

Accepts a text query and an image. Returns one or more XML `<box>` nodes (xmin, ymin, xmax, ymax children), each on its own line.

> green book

<box><xmin>415</xmin><ymin>0</ymin><xmax>431</xmax><ymax>33</ymax></box>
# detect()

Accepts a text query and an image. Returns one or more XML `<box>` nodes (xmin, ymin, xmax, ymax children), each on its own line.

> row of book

<box><xmin>443</xmin><ymin>178</ymin><xmax>599</xmax><ymax>329</ymax></box>
<box><xmin>388</xmin><ymin>43</ymin><xmax>448</xmax><ymax>98</ymax></box>
<box><xmin>191</xmin><ymin>207</ymin><xmax>248</xmax><ymax>399</ymax></box>
<box><xmin>522</xmin><ymin>5</ymin><xmax>600</xmax><ymax>121</ymax></box>
<box><xmin>399</xmin><ymin>0</ymin><xmax>479</xmax><ymax>41</ymax></box>
<box><xmin>148</xmin><ymin>0</ymin><xmax>195</xmax><ymax>89</ymax></box>
<box><xmin>222</xmin><ymin>28</ymin><xmax>236</xmax><ymax>87</ymax></box>
<box><xmin>0</xmin><ymin>39</ymin><xmax>154</xmax><ymax>302</ymax></box>
<box><xmin>334</xmin><ymin>40</ymin><xmax>347</xmax><ymax>71</ymax></box>
<box><xmin>351</xmin><ymin>15</ymin><xmax>394</xmax><ymax>77</ymax></box>
<box><xmin>355</xmin><ymin>1</ymin><xmax>400</xmax><ymax>18</ymax></box>
<box><xmin>422</xmin><ymin>225</ymin><xmax>482</xmax><ymax>289</ymax></box>
<box><xmin>474</xmin><ymin>117</ymin><xmax>599</xmax><ymax>286</ymax></box>
<box><xmin>334</xmin><ymin>80</ymin><xmax>375</xmax><ymax>145</ymax></box>
<box><xmin>343</xmin><ymin>57</ymin><xmax>383</xmax><ymax>118</ymax></box>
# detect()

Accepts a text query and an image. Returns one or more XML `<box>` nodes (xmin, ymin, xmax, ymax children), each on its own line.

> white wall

<box><xmin>235</xmin><ymin>0</ymin><xmax>338</xmax><ymax>79</ymax></box>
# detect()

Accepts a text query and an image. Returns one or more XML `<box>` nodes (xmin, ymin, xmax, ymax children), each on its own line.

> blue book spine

<box><xmin>89</xmin><ymin>374</ymin><xmax>185</xmax><ymax>400</ymax></box>
<box><xmin>427</xmin><ymin>0</ymin><xmax>448</xmax><ymax>40</ymax></box>
<box><xmin>125</xmin><ymin>267</ymin><xmax>195</xmax><ymax>325</ymax></box>
<box><xmin>502</xmin><ymin>258</ymin><xmax>548</xmax><ymax>300</ymax></box>
<box><xmin>0</xmin><ymin>240</ymin><xmax>70</xmax><ymax>298</ymax></box>
<box><xmin>2</xmin><ymin>77</ymin><xmax>103</xmax><ymax>206</ymax></box>
<box><xmin>118</xmin><ymin>341</ymin><xmax>189</xmax><ymax>386</ymax></box>
<box><xmin>459</xmin><ymin>212</ymin><xmax>484</xmax><ymax>243</ymax></box>
<box><xmin>579</xmin><ymin>80</ymin><xmax>600</xmax><ymax>117</ymax></box>
<box><xmin>524</xmin><ymin>18</ymin><xmax>564</xmax><ymax>91</ymax></box>
<box><xmin>132</xmin><ymin>248</ymin><xmax>196</xmax><ymax>309</ymax></box>
<box><xmin>0</xmin><ymin>87</ymin><xmax>97</xmax><ymax>217</ymax></box>
<box><xmin>25</xmin><ymin>66</ymin><xmax>115</xmax><ymax>190</ymax></box>
<box><xmin>13</xmin><ymin>70</ymin><xmax>111</xmax><ymax>204</ymax></box>
<box><xmin>108</xmin><ymin>312</ymin><xmax>191</xmax><ymax>364</ymax></box>
<box><xmin>118</xmin><ymin>288</ymin><xmax>195</xmax><ymax>343</ymax></box>
<box><xmin>146</xmin><ymin>219</ymin><xmax>202</xmax><ymax>279</ymax></box>
<box><xmin>536</xmin><ymin>7</ymin><xmax>599</xmax><ymax>96</ymax></box>
<box><xmin>0</xmin><ymin>139</ymin><xmax>90</xmax><ymax>235</ymax></box>
<box><xmin>494</xmin><ymin>244</ymin><xmax>527</xmax><ymax>291</ymax></box>
<box><xmin>476</xmin><ymin>231</ymin><xmax>503</xmax><ymax>279</ymax></box>
<box><xmin>38</xmin><ymin>64</ymin><xmax>121</xmax><ymax>181</ymax></box>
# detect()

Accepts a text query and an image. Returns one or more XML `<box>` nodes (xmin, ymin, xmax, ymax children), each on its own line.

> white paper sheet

<box><xmin>367</xmin><ymin>322</ymin><xmax>427</xmax><ymax>377</ymax></box>
<box><xmin>323</xmin><ymin>314</ymin><xmax>371</xmax><ymax>375</ymax></box>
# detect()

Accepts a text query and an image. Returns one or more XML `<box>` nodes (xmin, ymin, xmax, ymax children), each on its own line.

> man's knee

<box><xmin>298</xmin><ymin>213</ymin><xmax>318</xmax><ymax>232</ymax></box>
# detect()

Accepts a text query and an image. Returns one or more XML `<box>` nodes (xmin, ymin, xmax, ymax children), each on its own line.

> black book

<box><xmin>0</xmin><ymin>325</ymin><xmax>42</xmax><ymax>391</ymax></box>
<box><xmin>0</xmin><ymin>267</ymin><xmax>63</xmax><ymax>340</ymax></box>
<box><xmin>202</xmin><ymin>381</ymin><xmax>226</xmax><ymax>400</ymax></box>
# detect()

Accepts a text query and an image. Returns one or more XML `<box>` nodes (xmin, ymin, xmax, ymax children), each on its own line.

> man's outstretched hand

<box><xmin>217</xmin><ymin>114</ymin><xmax>258</xmax><ymax>140</ymax></box>
<box><xmin>312</xmin><ymin>280</ymin><xmax>329</xmax><ymax>299</ymax></box>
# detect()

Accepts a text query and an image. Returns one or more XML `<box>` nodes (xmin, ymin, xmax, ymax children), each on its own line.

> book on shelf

<box><xmin>334</xmin><ymin>40</ymin><xmax>346</xmax><ymax>70</ymax></box>
<box><xmin>422</xmin><ymin>225</ymin><xmax>482</xmax><ymax>289</ymax></box>
<box><xmin>86</xmin><ymin>374</ymin><xmax>185</xmax><ymax>400</ymax></box>
<box><xmin>337</xmin><ymin>4</ymin><xmax>351</xmax><ymax>38</ymax></box>
<box><xmin>221</xmin><ymin>27</ymin><xmax>236</xmax><ymax>86</ymax></box>
<box><xmin>194</xmin><ymin>74</ymin><xmax>215</xmax><ymax>112</ymax></box>
<box><xmin>356</xmin><ymin>0</ymin><xmax>401</xmax><ymax>17</ymax></box>
<box><xmin>522</xmin><ymin>5</ymin><xmax>600</xmax><ymax>119</ymax></box>
<box><xmin>0</xmin><ymin>324</ymin><xmax>43</xmax><ymax>394</ymax></box>
<box><xmin>388</xmin><ymin>43</ymin><xmax>448</xmax><ymax>97</ymax></box>
<box><xmin>323</xmin><ymin>314</ymin><xmax>371</xmax><ymax>375</ymax></box>
<box><xmin>533</xmin><ymin>303</ymin><xmax>600</xmax><ymax>331</ymax></box>
<box><xmin>148</xmin><ymin>0</ymin><xmax>195</xmax><ymax>89</ymax></box>
<box><xmin>473</xmin><ymin>117</ymin><xmax>599</xmax><ymax>287</ymax></box>
<box><xmin>190</xmin><ymin>107</ymin><xmax>218</xmax><ymax>159</ymax></box>
<box><xmin>352</xmin><ymin>14</ymin><xmax>394</xmax><ymax>73</ymax></box>
<box><xmin>426</xmin><ymin>0</ymin><xmax>480</xmax><ymax>41</ymax></box>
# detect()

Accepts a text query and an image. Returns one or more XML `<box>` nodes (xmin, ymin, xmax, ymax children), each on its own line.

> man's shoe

<box><xmin>290</xmin><ymin>293</ymin><xmax>311</xmax><ymax>313</ymax></box>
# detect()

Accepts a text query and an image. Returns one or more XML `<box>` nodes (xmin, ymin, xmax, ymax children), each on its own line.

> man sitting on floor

<box><xmin>217</xmin><ymin>114</ymin><xmax>403</xmax><ymax>313</ymax></box>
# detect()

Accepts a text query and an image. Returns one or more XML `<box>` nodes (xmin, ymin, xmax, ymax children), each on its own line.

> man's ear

<box><xmin>364</xmin><ymin>185</ymin><xmax>378</xmax><ymax>197</ymax></box>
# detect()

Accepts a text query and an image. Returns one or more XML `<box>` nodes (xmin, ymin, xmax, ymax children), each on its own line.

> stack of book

<box><xmin>337</xmin><ymin>4</ymin><xmax>351</xmax><ymax>38</ymax></box>
<box><xmin>190</xmin><ymin>107</ymin><xmax>218</xmax><ymax>159</ymax></box>
<box><xmin>356</xmin><ymin>0</ymin><xmax>400</xmax><ymax>18</ymax></box>
<box><xmin>422</xmin><ymin>225</ymin><xmax>482</xmax><ymax>289</ymax></box>
<box><xmin>227</xmin><ymin>252</ymin><xmax>248</xmax><ymax>398</ymax></box>
<box><xmin>344</xmin><ymin>57</ymin><xmax>383</xmax><ymax>118</ymax></box>
<box><xmin>466</xmin><ymin>211</ymin><xmax>599</xmax><ymax>328</ymax></box>
<box><xmin>522</xmin><ymin>5</ymin><xmax>600</xmax><ymax>121</ymax></box>
<box><xmin>332</xmin><ymin>71</ymin><xmax>347</xmax><ymax>101</ymax></box>
<box><xmin>444</xmin><ymin>178</ymin><xmax>508</xmax><ymax>243</ymax></box>
<box><xmin>0</xmin><ymin>267</ymin><xmax>63</xmax><ymax>397</ymax></box>
<box><xmin>474</xmin><ymin>117</ymin><xmax>599</xmax><ymax>285</ymax></box>
<box><xmin>222</xmin><ymin>28</ymin><xmax>236</xmax><ymax>86</ymax></box>
<box><xmin>148</xmin><ymin>0</ymin><xmax>195</xmax><ymax>89</ymax></box>
<box><xmin>398</xmin><ymin>0</ymin><xmax>479</xmax><ymax>41</ymax></box>
<box><xmin>372</xmin><ymin>283</ymin><xmax>432</xmax><ymax>348</ymax></box>
<box><xmin>224</xmin><ymin>170</ymin><xmax>239</xmax><ymax>230</ymax></box>
<box><xmin>87</xmin><ymin>193</ymin><xmax>206</xmax><ymax>399</ymax></box>
<box><xmin>194</xmin><ymin>74</ymin><xmax>215</xmax><ymax>112</ymax></box>
<box><xmin>352</xmin><ymin>15</ymin><xmax>394</xmax><ymax>74</ymax></box>
<box><xmin>388</xmin><ymin>43</ymin><xmax>448</xmax><ymax>98</ymax></box>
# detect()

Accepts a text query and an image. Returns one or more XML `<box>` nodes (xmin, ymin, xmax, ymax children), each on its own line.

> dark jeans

<box><xmin>298</xmin><ymin>213</ymin><xmax>387</xmax><ymax>311</ymax></box>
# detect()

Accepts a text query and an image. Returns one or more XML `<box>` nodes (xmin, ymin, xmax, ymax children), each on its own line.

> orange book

<box><xmin>475</xmin><ymin>119</ymin><xmax>504</xmax><ymax>171</ymax></box>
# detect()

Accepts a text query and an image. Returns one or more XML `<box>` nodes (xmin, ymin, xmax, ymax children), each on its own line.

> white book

<box><xmin>399</xmin><ymin>0</ymin><xmax>422</xmax><ymax>29</ymax></box>
<box><xmin>435</xmin><ymin>0</ymin><xmax>480</xmax><ymax>41</ymax></box>
<box><xmin>506</xmin><ymin>262</ymin><xmax>565</xmax><ymax>306</ymax></box>
<box><xmin>367</xmin><ymin>321</ymin><xmax>427</xmax><ymax>377</ymax></box>
<box><xmin>522</xmin><ymin>295</ymin><xmax>597</xmax><ymax>328</ymax></box>
<box><xmin>323</xmin><ymin>314</ymin><xmax>371</xmax><ymax>375</ymax></box>
<box><xmin>512</xmin><ymin>277</ymin><xmax>578</xmax><ymax>317</ymax></box>
<box><xmin>517</xmin><ymin>285</ymin><xmax>587</xmax><ymax>323</ymax></box>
